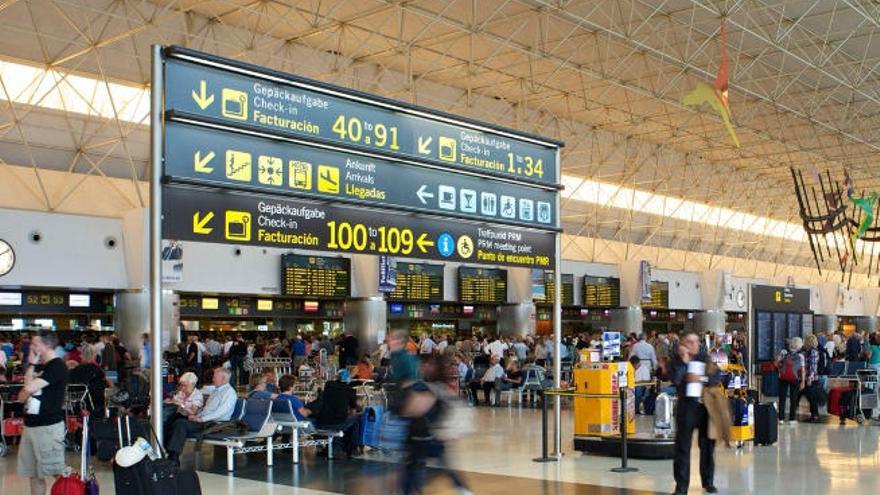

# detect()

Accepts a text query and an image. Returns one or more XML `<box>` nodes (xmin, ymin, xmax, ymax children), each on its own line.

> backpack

<box><xmin>779</xmin><ymin>352</ymin><xmax>801</xmax><ymax>383</ymax></box>
<box><xmin>817</xmin><ymin>349</ymin><xmax>829</xmax><ymax>376</ymax></box>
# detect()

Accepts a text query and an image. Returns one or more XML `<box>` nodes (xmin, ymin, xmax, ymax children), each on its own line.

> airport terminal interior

<box><xmin>1</xmin><ymin>1</ymin><xmax>880</xmax><ymax>494</ymax></box>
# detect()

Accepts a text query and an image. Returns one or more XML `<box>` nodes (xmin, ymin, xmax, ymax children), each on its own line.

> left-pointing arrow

<box><xmin>193</xmin><ymin>151</ymin><xmax>215</xmax><ymax>173</ymax></box>
<box><xmin>192</xmin><ymin>80</ymin><xmax>214</xmax><ymax>110</ymax></box>
<box><xmin>416</xmin><ymin>233</ymin><xmax>434</xmax><ymax>253</ymax></box>
<box><xmin>193</xmin><ymin>211</ymin><xmax>214</xmax><ymax>234</ymax></box>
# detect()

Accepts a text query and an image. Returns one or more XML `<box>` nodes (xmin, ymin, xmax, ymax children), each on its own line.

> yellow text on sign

<box><xmin>225</xmin><ymin>210</ymin><xmax>252</xmax><ymax>242</ymax></box>
<box><xmin>317</xmin><ymin>165</ymin><xmax>340</xmax><ymax>194</ymax></box>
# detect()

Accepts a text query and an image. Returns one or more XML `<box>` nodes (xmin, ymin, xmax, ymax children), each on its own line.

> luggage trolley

<box><xmin>0</xmin><ymin>384</ymin><xmax>24</xmax><ymax>457</ymax></box>
<box><xmin>857</xmin><ymin>368</ymin><xmax>879</xmax><ymax>420</ymax></box>
<box><xmin>63</xmin><ymin>384</ymin><xmax>91</xmax><ymax>452</ymax></box>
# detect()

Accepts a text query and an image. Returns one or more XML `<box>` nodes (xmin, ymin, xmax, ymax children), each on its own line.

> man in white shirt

<box><xmin>436</xmin><ymin>335</ymin><xmax>448</xmax><ymax>355</ymax></box>
<box><xmin>165</xmin><ymin>367</ymin><xmax>237</xmax><ymax>461</ymax></box>
<box><xmin>468</xmin><ymin>356</ymin><xmax>505</xmax><ymax>406</ymax></box>
<box><xmin>419</xmin><ymin>334</ymin><xmax>436</xmax><ymax>355</ymax></box>
<box><xmin>629</xmin><ymin>334</ymin><xmax>658</xmax><ymax>375</ymax></box>
<box><xmin>485</xmin><ymin>338</ymin><xmax>508</xmax><ymax>361</ymax></box>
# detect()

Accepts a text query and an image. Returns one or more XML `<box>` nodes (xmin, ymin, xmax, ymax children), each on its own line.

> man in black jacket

<box><xmin>313</xmin><ymin>370</ymin><xmax>359</xmax><ymax>457</ymax></box>
<box><xmin>669</xmin><ymin>331</ymin><xmax>719</xmax><ymax>495</ymax></box>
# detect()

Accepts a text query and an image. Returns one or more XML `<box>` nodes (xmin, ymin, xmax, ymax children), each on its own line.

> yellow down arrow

<box><xmin>193</xmin><ymin>151</ymin><xmax>215</xmax><ymax>173</ymax></box>
<box><xmin>416</xmin><ymin>233</ymin><xmax>434</xmax><ymax>253</ymax></box>
<box><xmin>192</xmin><ymin>211</ymin><xmax>214</xmax><ymax>234</ymax></box>
<box><xmin>192</xmin><ymin>80</ymin><xmax>214</xmax><ymax>110</ymax></box>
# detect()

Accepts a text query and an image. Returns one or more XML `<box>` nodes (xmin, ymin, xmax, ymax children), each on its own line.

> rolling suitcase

<box><xmin>361</xmin><ymin>405</ymin><xmax>384</xmax><ymax>449</ymax></box>
<box><xmin>754</xmin><ymin>402</ymin><xmax>777</xmax><ymax>446</ymax></box>
<box><xmin>112</xmin><ymin>416</ymin><xmax>202</xmax><ymax>495</ymax></box>
<box><xmin>51</xmin><ymin>411</ymin><xmax>94</xmax><ymax>495</ymax></box>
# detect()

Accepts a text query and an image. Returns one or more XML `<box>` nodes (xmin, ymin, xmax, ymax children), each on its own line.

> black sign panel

<box><xmin>458</xmin><ymin>267</ymin><xmax>507</xmax><ymax>303</ymax></box>
<box><xmin>751</xmin><ymin>285</ymin><xmax>811</xmax><ymax>313</ymax></box>
<box><xmin>163</xmin><ymin>187</ymin><xmax>554</xmax><ymax>269</ymax></box>
<box><xmin>164</xmin><ymin>49</ymin><xmax>560</xmax><ymax>186</ymax></box>
<box><xmin>178</xmin><ymin>294</ymin><xmax>345</xmax><ymax>318</ymax></box>
<box><xmin>583</xmin><ymin>276</ymin><xmax>620</xmax><ymax>307</ymax></box>
<box><xmin>164</xmin><ymin>120</ymin><xmax>556</xmax><ymax>228</ymax></box>
<box><xmin>0</xmin><ymin>291</ymin><xmax>114</xmax><ymax>315</ymax></box>
<box><xmin>389</xmin><ymin>263</ymin><xmax>444</xmax><ymax>301</ymax></box>
<box><xmin>282</xmin><ymin>254</ymin><xmax>351</xmax><ymax>297</ymax></box>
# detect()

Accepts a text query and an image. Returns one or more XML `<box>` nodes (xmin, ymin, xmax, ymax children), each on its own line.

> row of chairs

<box><xmin>189</xmin><ymin>397</ymin><xmax>343</xmax><ymax>471</ymax></box>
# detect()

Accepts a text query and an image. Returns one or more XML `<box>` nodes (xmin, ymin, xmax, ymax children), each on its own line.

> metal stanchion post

<box><xmin>533</xmin><ymin>390</ymin><xmax>557</xmax><ymax>463</ymax></box>
<box><xmin>611</xmin><ymin>386</ymin><xmax>637</xmax><ymax>473</ymax></box>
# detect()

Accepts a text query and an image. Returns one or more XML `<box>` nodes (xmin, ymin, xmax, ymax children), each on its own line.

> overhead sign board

<box><xmin>165</xmin><ymin>120</ymin><xmax>557</xmax><ymax>228</ymax></box>
<box><xmin>162</xmin><ymin>187</ymin><xmax>555</xmax><ymax>269</ymax></box>
<box><xmin>164</xmin><ymin>47</ymin><xmax>560</xmax><ymax>187</ymax></box>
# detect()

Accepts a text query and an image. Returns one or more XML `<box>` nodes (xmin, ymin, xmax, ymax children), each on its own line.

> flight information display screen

<box><xmin>389</xmin><ymin>263</ymin><xmax>444</xmax><ymax>301</ymax></box>
<box><xmin>583</xmin><ymin>276</ymin><xmax>620</xmax><ymax>307</ymax></box>
<box><xmin>458</xmin><ymin>267</ymin><xmax>507</xmax><ymax>303</ymax></box>
<box><xmin>538</xmin><ymin>272</ymin><xmax>574</xmax><ymax>305</ymax></box>
<box><xmin>281</xmin><ymin>254</ymin><xmax>351</xmax><ymax>297</ymax></box>
<box><xmin>642</xmin><ymin>281</ymin><xmax>670</xmax><ymax>309</ymax></box>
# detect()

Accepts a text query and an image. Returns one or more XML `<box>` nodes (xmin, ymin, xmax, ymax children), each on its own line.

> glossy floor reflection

<box><xmin>1</xmin><ymin>406</ymin><xmax>879</xmax><ymax>494</ymax></box>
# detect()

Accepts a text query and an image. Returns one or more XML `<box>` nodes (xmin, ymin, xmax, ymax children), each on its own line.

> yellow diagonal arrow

<box><xmin>192</xmin><ymin>211</ymin><xmax>214</xmax><ymax>234</ymax></box>
<box><xmin>416</xmin><ymin>233</ymin><xmax>434</xmax><ymax>253</ymax></box>
<box><xmin>192</xmin><ymin>80</ymin><xmax>214</xmax><ymax>110</ymax></box>
<box><xmin>417</xmin><ymin>136</ymin><xmax>432</xmax><ymax>154</ymax></box>
<box><xmin>193</xmin><ymin>151</ymin><xmax>215</xmax><ymax>173</ymax></box>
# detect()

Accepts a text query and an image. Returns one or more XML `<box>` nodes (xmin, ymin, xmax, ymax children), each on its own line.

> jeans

<box><xmin>633</xmin><ymin>386</ymin><xmax>648</xmax><ymax>414</ymax></box>
<box><xmin>673</xmin><ymin>398</ymin><xmax>715</xmax><ymax>491</ymax></box>
<box><xmin>778</xmin><ymin>380</ymin><xmax>801</xmax><ymax>421</ymax></box>
<box><xmin>800</xmin><ymin>381</ymin><xmax>819</xmax><ymax>418</ymax></box>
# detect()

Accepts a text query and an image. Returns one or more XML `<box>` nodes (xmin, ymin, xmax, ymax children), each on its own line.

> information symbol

<box><xmin>437</xmin><ymin>233</ymin><xmax>455</xmax><ymax>257</ymax></box>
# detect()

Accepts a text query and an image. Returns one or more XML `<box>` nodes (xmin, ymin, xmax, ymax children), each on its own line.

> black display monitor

<box><xmin>458</xmin><ymin>267</ymin><xmax>507</xmax><ymax>303</ymax></box>
<box><xmin>281</xmin><ymin>254</ymin><xmax>351</xmax><ymax>297</ymax></box>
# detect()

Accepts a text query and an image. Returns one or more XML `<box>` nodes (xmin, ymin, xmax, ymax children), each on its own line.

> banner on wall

<box><xmin>639</xmin><ymin>260</ymin><xmax>652</xmax><ymax>303</ymax></box>
<box><xmin>378</xmin><ymin>255</ymin><xmax>397</xmax><ymax>293</ymax></box>
<box><xmin>161</xmin><ymin>240</ymin><xmax>184</xmax><ymax>283</ymax></box>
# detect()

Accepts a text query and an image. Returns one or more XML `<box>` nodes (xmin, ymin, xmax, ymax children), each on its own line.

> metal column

<box><xmin>552</xmin><ymin>148</ymin><xmax>562</xmax><ymax>458</ymax></box>
<box><xmin>149</xmin><ymin>45</ymin><xmax>164</xmax><ymax>446</ymax></box>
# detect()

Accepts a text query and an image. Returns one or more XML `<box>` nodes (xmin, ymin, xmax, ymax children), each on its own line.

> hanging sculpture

<box><xmin>683</xmin><ymin>19</ymin><xmax>740</xmax><ymax>148</ymax></box>
<box><xmin>790</xmin><ymin>167</ymin><xmax>880</xmax><ymax>287</ymax></box>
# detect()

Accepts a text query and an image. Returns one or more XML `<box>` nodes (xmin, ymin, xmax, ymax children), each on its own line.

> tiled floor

<box><xmin>1</xmin><ymin>406</ymin><xmax>879</xmax><ymax>494</ymax></box>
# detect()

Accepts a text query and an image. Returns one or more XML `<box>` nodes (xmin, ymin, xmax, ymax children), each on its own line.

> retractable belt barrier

<box><xmin>533</xmin><ymin>379</ymin><xmax>671</xmax><ymax>469</ymax></box>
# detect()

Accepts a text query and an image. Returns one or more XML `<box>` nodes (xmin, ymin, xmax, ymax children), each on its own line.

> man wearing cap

<box><xmin>165</xmin><ymin>366</ymin><xmax>237</xmax><ymax>461</ymax></box>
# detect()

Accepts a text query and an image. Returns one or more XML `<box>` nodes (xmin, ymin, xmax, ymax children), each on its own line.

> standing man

<box><xmin>292</xmin><ymin>335</ymin><xmax>307</xmax><ymax>370</ymax></box>
<box><xmin>629</xmin><ymin>333</ymin><xmax>658</xmax><ymax>376</ymax></box>
<box><xmin>18</xmin><ymin>331</ymin><xmax>68</xmax><ymax>495</ymax></box>
<box><xmin>669</xmin><ymin>331</ymin><xmax>718</xmax><ymax>495</ymax></box>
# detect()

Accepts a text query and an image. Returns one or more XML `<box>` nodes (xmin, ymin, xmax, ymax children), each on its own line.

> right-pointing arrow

<box><xmin>416</xmin><ymin>184</ymin><xmax>434</xmax><ymax>205</ymax></box>
<box><xmin>192</xmin><ymin>211</ymin><xmax>214</xmax><ymax>234</ymax></box>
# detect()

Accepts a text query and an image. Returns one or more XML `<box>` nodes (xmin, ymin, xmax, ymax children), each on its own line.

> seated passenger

<box><xmin>163</xmin><ymin>372</ymin><xmax>203</xmax><ymax>438</ymax></box>
<box><xmin>165</xmin><ymin>367</ymin><xmax>237</xmax><ymax>462</ymax></box>
<box><xmin>276</xmin><ymin>374</ymin><xmax>310</xmax><ymax>421</ymax></box>
<box><xmin>263</xmin><ymin>370</ymin><xmax>279</xmax><ymax>393</ymax></box>
<box><xmin>468</xmin><ymin>355</ymin><xmax>505</xmax><ymax>406</ymax></box>
<box><xmin>355</xmin><ymin>355</ymin><xmax>374</xmax><ymax>381</ymax></box>
<box><xmin>313</xmin><ymin>369</ymin><xmax>360</xmax><ymax>457</ymax></box>
<box><xmin>248</xmin><ymin>374</ymin><xmax>275</xmax><ymax>400</ymax></box>
<box><xmin>495</xmin><ymin>361</ymin><xmax>523</xmax><ymax>404</ymax></box>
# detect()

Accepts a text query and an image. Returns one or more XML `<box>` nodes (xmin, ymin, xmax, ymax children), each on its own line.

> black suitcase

<box><xmin>112</xmin><ymin>416</ymin><xmax>202</xmax><ymax>495</ymax></box>
<box><xmin>754</xmin><ymin>402</ymin><xmax>778</xmax><ymax>446</ymax></box>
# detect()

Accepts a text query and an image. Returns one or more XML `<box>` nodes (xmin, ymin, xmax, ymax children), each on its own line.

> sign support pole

<box><xmin>149</xmin><ymin>45</ymin><xmax>165</xmax><ymax>447</ymax></box>
<box><xmin>552</xmin><ymin>149</ymin><xmax>562</xmax><ymax>459</ymax></box>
